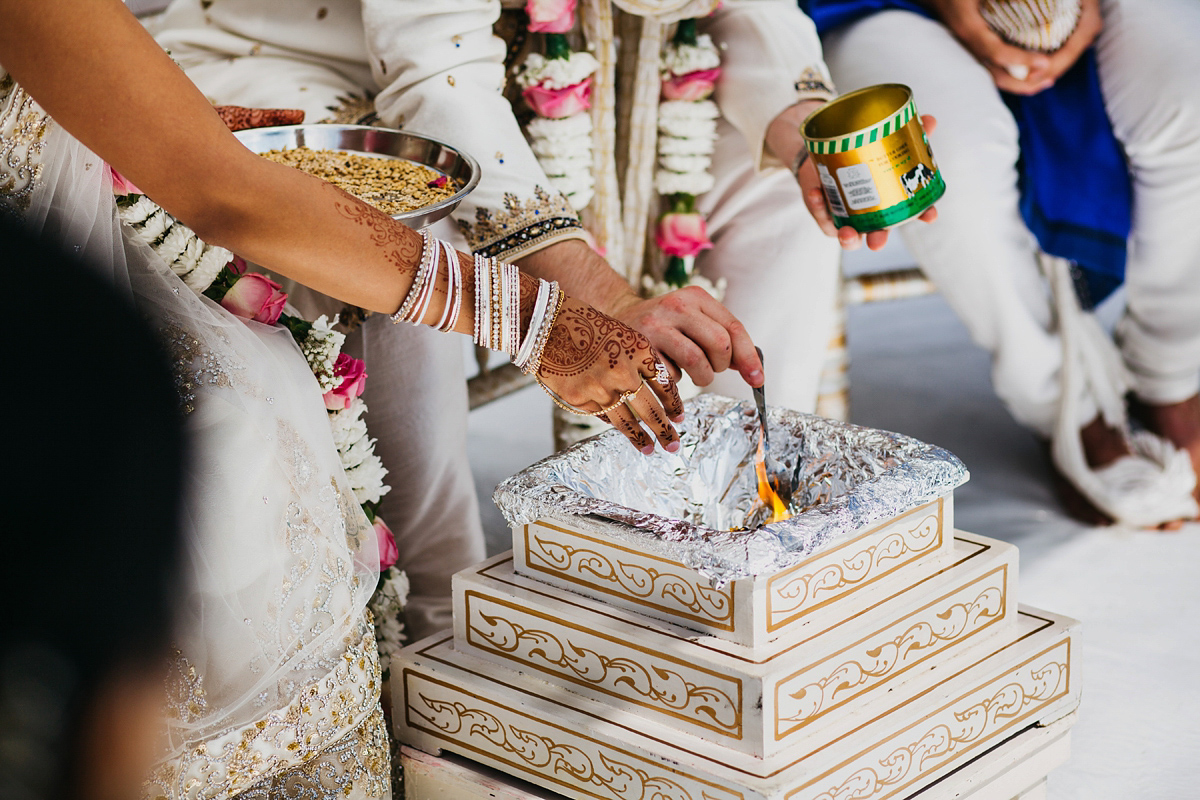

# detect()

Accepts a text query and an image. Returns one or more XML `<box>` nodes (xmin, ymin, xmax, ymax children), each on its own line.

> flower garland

<box><xmin>516</xmin><ymin>0</ymin><xmax>598</xmax><ymax>212</ymax></box>
<box><xmin>645</xmin><ymin>18</ymin><xmax>725</xmax><ymax>300</ymax></box>
<box><xmin>111</xmin><ymin>169</ymin><xmax>409</xmax><ymax>673</ymax></box>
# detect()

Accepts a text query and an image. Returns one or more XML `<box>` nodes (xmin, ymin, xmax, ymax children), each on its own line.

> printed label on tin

<box><xmin>817</xmin><ymin>163</ymin><xmax>848</xmax><ymax>218</ymax></box>
<box><xmin>836</xmin><ymin>164</ymin><xmax>882</xmax><ymax>211</ymax></box>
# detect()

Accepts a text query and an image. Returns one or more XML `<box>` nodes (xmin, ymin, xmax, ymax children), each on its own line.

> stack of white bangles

<box><xmin>391</xmin><ymin>231</ymin><xmax>563</xmax><ymax>378</ymax></box>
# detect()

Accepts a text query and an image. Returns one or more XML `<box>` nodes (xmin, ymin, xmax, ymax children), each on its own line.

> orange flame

<box><xmin>755</xmin><ymin>429</ymin><xmax>792</xmax><ymax>524</ymax></box>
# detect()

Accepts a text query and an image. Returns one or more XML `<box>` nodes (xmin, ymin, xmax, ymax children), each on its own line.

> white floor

<box><xmin>466</xmin><ymin>259</ymin><xmax>1200</xmax><ymax>800</ymax></box>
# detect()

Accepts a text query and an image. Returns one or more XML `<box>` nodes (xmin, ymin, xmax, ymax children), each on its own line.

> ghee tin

<box><xmin>802</xmin><ymin>84</ymin><xmax>944</xmax><ymax>233</ymax></box>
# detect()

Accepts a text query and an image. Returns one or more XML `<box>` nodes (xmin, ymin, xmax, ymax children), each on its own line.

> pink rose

<box><xmin>655</xmin><ymin>212</ymin><xmax>713</xmax><ymax>258</ymax></box>
<box><xmin>220</xmin><ymin>273</ymin><xmax>287</xmax><ymax>325</ymax></box>
<box><xmin>374</xmin><ymin>517</ymin><xmax>399</xmax><ymax>571</ymax></box>
<box><xmin>322</xmin><ymin>353</ymin><xmax>368</xmax><ymax>411</ymax></box>
<box><xmin>522</xmin><ymin>77</ymin><xmax>593</xmax><ymax>119</ymax></box>
<box><xmin>108</xmin><ymin>165</ymin><xmax>142</xmax><ymax>197</ymax></box>
<box><xmin>227</xmin><ymin>255</ymin><xmax>248</xmax><ymax>276</ymax></box>
<box><xmin>662</xmin><ymin>68</ymin><xmax>721</xmax><ymax>101</ymax></box>
<box><xmin>526</xmin><ymin>0</ymin><xmax>577</xmax><ymax>33</ymax></box>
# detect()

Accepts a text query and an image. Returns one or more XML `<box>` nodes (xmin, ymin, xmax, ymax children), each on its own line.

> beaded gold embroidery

<box><xmin>234</xmin><ymin>705</ymin><xmax>390</xmax><ymax>799</ymax></box>
<box><xmin>145</xmin><ymin>616</ymin><xmax>384</xmax><ymax>800</ymax></box>
<box><xmin>0</xmin><ymin>75</ymin><xmax>51</xmax><ymax>216</ymax></box>
<box><xmin>794</xmin><ymin>66</ymin><xmax>836</xmax><ymax>101</ymax></box>
<box><xmin>161</xmin><ymin>323</ymin><xmax>247</xmax><ymax>415</ymax></box>
<box><xmin>165</xmin><ymin>650</ymin><xmax>209</xmax><ymax>724</ymax></box>
<box><xmin>318</xmin><ymin>93</ymin><xmax>380</xmax><ymax>127</ymax></box>
<box><xmin>457</xmin><ymin>185</ymin><xmax>582</xmax><ymax>260</ymax></box>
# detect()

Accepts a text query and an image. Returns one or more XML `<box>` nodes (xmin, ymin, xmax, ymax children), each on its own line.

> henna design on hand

<box><xmin>598</xmin><ymin>412</ymin><xmax>651</xmax><ymax>449</ymax></box>
<box><xmin>215</xmin><ymin>105</ymin><xmax>305</xmax><ymax>131</ymax></box>
<box><xmin>540</xmin><ymin>305</ymin><xmax>650</xmax><ymax>380</ymax></box>
<box><xmin>331</xmin><ymin>186</ymin><xmax>422</xmax><ymax>273</ymax></box>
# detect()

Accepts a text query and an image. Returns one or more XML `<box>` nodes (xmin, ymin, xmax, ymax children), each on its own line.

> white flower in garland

<box><xmin>329</xmin><ymin>396</ymin><xmax>391</xmax><ymax>505</ymax></box>
<box><xmin>660</xmin><ymin>32</ymin><xmax>721</xmax><ymax>78</ymax></box>
<box><xmin>184</xmin><ymin>243</ymin><xmax>235</xmax><ymax>292</ymax></box>
<box><xmin>517</xmin><ymin>12</ymin><xmax>597</xmax><ymax>211</ymax></box>
<box><xmin>652</xmin><ymin>18</ymin><xmax>723</xmax><ymax>294</ymax></box>
<box><xmin>369</xmin><ymin>566</ymin><xmax>410</xmax><ymax>678</ymax></box>
<box><xmin>301</xmin><ymin>315</ymin><xmax>346</xmax><ymax>391</ymax></box>
<box><xmin>345</xmin><ymin>449</ymin><xmax>391</xmax><ymax>506</ymax></box>
<box><xmin>655</xmin><ymin>31</ymin><xmax>721</xmax><ymax>201</ymax></box>
<box><xmin>117</xmin><ymin>194</ymin><xmax>232</xmax><ymax>291</ymax></box>
<box><xmin>518</xmin><ymin>51</ymin><xmax>599</xmax><ymax>91</ymax></box>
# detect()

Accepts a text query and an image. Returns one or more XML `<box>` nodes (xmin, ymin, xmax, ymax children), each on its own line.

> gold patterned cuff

<box><xmin>794</xmin><ymin>66</ymin><xmax>837</xmax><ymax>105</ymax></box>
<box><xmin>456</xmin><ymin>186</ymin><xmax>584</xmax><ymax>261</ymax></box>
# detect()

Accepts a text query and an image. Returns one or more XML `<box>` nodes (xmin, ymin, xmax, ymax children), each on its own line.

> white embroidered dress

<box><xmin>0</xmin><ymin>71</ymin><xmax>389</xmax><ymax>800</ymax></box>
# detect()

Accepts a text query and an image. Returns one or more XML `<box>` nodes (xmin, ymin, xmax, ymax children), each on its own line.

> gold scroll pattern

<box><xmin>769</xmin><ymin>512</ymin><xmax>940</xmax><ymax>628</ymax></box>
<box><xmin>407</xmin><ymin>682</ymin><xmax>742</xmax><ymax>800</ymax></box>
<box><xmin>528</xmin><ymin>530</ymin><xmax>734</xmax><ymax>627</ymax></box>
<box><xmin>467</xmin><ymin>595</ymin><xmax>741</xmax><ymax>736</ymax></box>
<box><xmin>777</xmin><ymin>582</ymin><xmax>1004</xmax><ymax>736</ymax></box>
<box><xmin>801</xmin><ymin>646</ymin><xmax>1069</xmax><ymax>800</ymax></box>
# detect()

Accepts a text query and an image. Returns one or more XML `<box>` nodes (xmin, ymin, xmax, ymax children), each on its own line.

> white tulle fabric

<box><xmin>0</xmin><ymin>73</ymin><xmax>385</xmax><ymax>798</ymax></box>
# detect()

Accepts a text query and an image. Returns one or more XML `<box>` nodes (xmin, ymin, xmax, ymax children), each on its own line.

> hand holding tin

<box><xmin>800</xmin><ymin>112</ymin><xmax>939</xmax><ymax>252</ymax></box>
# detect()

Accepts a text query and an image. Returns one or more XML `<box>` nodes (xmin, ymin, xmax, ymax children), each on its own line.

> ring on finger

<box><xmin>596</xmin><ymin>387</ymin><xmax>640</xmax><ymax>417</ymax></box>
<box><xmin>653</xmin><ymin>360</ymin><xmax>672</xmax><ymax>388</ymax></box>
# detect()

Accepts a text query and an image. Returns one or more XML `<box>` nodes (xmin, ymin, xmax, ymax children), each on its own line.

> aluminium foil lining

<box><xmin>494</xmin><ymin>395</ymin><xmax>967</xmax><ymax>585</ymax></box>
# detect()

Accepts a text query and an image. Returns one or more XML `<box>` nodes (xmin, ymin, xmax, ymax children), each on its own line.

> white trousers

<box><xmin>166</xmin><ymin>49</ymin><xmax>485</xmax><ymax>641</ymax></box>
<box><xmin>699</xmin><ymin>117</ymin><xmax>843</xmax><ymax>412</ymax></box>
<box><xmin>823</xmin><ymin>0</ymin><xmax>1200</xmax><ymax>435</ymax></box>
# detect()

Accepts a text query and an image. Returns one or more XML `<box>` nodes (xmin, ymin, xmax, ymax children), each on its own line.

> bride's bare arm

<box><xmin>0</xmin><ymin>0</ymin><xmax>421</xmax><ymax>312</ymax></box>
<box><xmin>0</xmin><ymin>0</ymin><xmax>682</xmax><ymax>451</ymax></box>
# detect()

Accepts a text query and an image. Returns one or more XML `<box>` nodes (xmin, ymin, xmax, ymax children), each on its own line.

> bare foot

<box><xmin>1079</xmin><ymin>414</ymin><xmax>1132</xmax><ymax>468</ymax></box>
<box><xmin>1045</xmin><ymin>415</ymin><xmax>1132</xmax><ymax>527</ymax></box>
<box><xmin>1130</xmin><ymin>393</ymin><xmax>1200</xmax><ymax>516</ymax></box>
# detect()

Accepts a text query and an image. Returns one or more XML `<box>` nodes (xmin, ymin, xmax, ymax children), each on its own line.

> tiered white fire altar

<box><xmin>392</xmin><ymin>396</ymin><xmax>1079</xmax><ymax>800</ymax></box>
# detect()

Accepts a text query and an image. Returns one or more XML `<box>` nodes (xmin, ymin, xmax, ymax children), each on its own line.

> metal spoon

<box><xmin>751</xmin><ymin>348</ymin><xmax>792</xmax><ymax>504</ymax></box>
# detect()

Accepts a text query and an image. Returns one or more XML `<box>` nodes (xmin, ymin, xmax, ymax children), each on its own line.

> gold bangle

<box><xmin>537</xmin><ymin>380</ymin><xmax>593</xmax><ymax>416</ymax></box>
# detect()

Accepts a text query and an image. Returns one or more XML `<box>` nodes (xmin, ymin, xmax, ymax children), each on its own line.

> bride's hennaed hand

<box><xmin>537</xmin><ymin>297</ymin><xmax>684</xmax><ymax>454</ymax></box>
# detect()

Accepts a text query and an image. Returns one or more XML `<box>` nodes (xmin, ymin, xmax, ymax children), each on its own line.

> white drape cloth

<box><xmin>0</xmin><ymin>73</ymin><xmax>387</xmax><ymax>799</ymax></box>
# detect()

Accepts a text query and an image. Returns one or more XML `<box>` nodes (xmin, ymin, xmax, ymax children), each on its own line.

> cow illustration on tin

<box><xmin>900</xmin><ymin>163</ymin><xmax>934</xmax><ymax>198</ymax></box>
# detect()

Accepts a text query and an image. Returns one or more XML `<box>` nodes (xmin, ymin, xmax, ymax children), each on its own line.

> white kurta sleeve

<box><xmin>361</xmin><ymin>0</ymin><xmax>587</xmax><ymax>259</ymax></box>
<box><xmin>702</xmin><ymin>0</ymin><xmax>836</xmax><ymax>171</ymax></box>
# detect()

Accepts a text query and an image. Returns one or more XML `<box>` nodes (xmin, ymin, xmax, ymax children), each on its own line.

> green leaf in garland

<box><xmin>670</xmin><ymin>193</ymin><xmax>697</xmax><ymax>214</ymax></box>
<box><xmin>664</xmin><ymin>256</ymin><xmax>690</xmax><ymax>288</ymax></box>
<box><xmin>544</xmin><ymin>32</ymin><xmax>571</xmax><ymax>60</ymax></box>
<box><xmin>202</xmin><ymin>264</ymin><xmax>240</xmax><ymax>303</ymax></box>
<box><xmin>280</xmin><ymin>314</ymin><xmax>313</xmax><ymax>345</ymax></box>
<box><xmin>673</xmin><ymin>18</ymin><xmax>699</xmax><ymax>47</ymax></box>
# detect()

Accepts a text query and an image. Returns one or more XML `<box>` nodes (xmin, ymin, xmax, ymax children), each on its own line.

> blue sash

<box><xmin>801</xmin><ymin>0</ymin><xmax>1131</xmax><ymax>304</ymax></box>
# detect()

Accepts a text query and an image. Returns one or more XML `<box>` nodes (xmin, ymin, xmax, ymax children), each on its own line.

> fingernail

<box><xmin>641</xmin><ymin>444</ymin><xmax>656</xmax><ymax>456</ymax></box>
<box><xmin>666</xmin><ymin>440</ymin><xmax>681</xmax><ymax>453</ymax></box>
<box><xmin>748</xmin><ymin>369</ymin><xmax>763</xmax><ymax>383</ymax></box>
<box><xmin>670</xmin><ymin>413</ymin><xmax>685</xmax><ymax>423</ymax></box>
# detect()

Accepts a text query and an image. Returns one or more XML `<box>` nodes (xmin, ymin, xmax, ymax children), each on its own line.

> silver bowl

<box><xmin>233</xmin><ymin>124</ymin><xmax>480</xmax><ymax>229</ymax></box>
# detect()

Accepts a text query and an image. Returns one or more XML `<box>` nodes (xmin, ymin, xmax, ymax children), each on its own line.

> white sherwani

<box><xmin>149</xmin><ymin>0</ymin><xmax>843</xmax><ymax>636</ymax></box>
